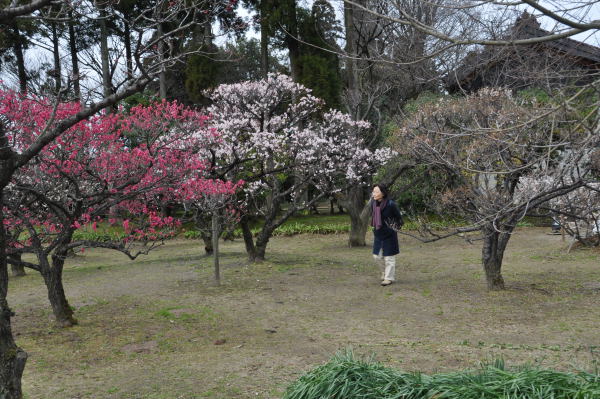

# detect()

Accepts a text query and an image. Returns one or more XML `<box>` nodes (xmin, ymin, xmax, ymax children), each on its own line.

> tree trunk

<box><xmin>9</xmin><ymin>255</ymin><xmax>25</xmax><ymax>277</ymax></box>
<box><xmin>337</xmin><ymin>185</ymin><xmax>369</xmax><ymax>247</ymax></box>
<box><xmin>250</xmin><ymin>154</ymin><xmax>286</xmax><ymax>262</ymax></box>
<box><xmin>349</xmin><ymin>213</ymin><xmax>368</xmax><ymax>247</ymax></box>
<box><xmin>42</xmin><ymin>252</ymin><xmax>77</xmax><ymax>327</ymax></box>
<box><xmin>158</xmin><ymin>23</ymin><xmax>167</xmax><ymax>99</ymax></box>
<box><xmin>254</xmin><ymin>228</ymin><xmax>273</xmax><ymax>262</ymax></box>
<box><xmin>345</xmin><ymin>186</ymin><xmax>368</xmax><ymax>247</ymax></box>
<box><xmin>0</xmin><ymin>297</ymin><xmax>26</xmax><ymax>399</ymax></box>
<box><xmin>284</xmin><ymin>0</ymin><xmax>302</xmax><ymax>82</ymax></box>
<box><xmin>251</xmin><ymin>192</ymin><xmax>295</xmax><ymax>262</ymax></box>
<box><xmin>252</xmin><ymin>214</ymin><xmax>294</xmax><ymax>262</ymax></box>
<box><xmin>11</xmin><ymin>24</ymin><xmax>27</xmax><ymax>93</ymax></box>
<box><xmin>194</xmin><ymin>214</ymin><xmax>214</xmax><ymax>255</ymax></box>
<box><xmin>123</xmin><ymin>20</ymin><xmax>133</xmax><ymax>80</ymax></box>
<box><xmin>203</xmin><ymin>16</ymin><xmax>213</xmax><ymax>47</ymax></box>
<box><xmin>260</xmin><ymin>3</ymin><xmax>269</xmax><ymax>78</ymax></box>
<box><xmin>254</xmin><ymin>226</ymin><xmax>272</xmax><ymax>262</ymax></box>
<box><xmin>211</xmin><ymin>214</ymin><xmax>220</xmax><ymax>285</ymax></box>
<box><xmin>10</xmin><ymin>265</ymin><xmax>25</xmax><ymax>278</ymax></box>
<box><xmin>67</xmin><ymin>12</ymin><xmax>81</xmax><ymax>102</ymax></box>
<box><xmin>160</xmin><ymin>203</ymin><xmax>173</xmax><ymax>217</ymax></box>
<box><xmin>0</xmin><ymin>190</ymin><xmax>27</xmax><ymax>399</ymax></box>
<box><xmin>481</xmin><ymin>225</ymin><xmax>513</xmax><ymax>291</ymax></box>
<box><xmin>240</xmin><ymin>217</ymin><xmax>257</xmax><ymax>261</ymax></box>
<box><xmin>51</xmin><ymin>22</ymin><xmax>61</xmax><ymax>94</ymax></box>
<box><xmin>254</xmin><ymin>244</ymin><xmax>267</xmax><ymax>262</ymax></box>
<box><xmin>99</xmin><ymin>7</ymin><xmax>112</xmax><ymax>102</ymax></box>
<box><xmin>201</xmin><ymin>232</ymin><xmax>213</xmax><ymax>255</ymax></box>
<box><xmin>343</xmin><ymin>0</ymin><xmax>359</xmax><ymax>117</ymax></box>
<box><xmin>307</xmin><ymin>189</ymin><xmax>319</xmax><ymax>214</ymax></box>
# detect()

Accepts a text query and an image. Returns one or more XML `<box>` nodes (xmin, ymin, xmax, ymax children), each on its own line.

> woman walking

<box><xmin>370</xmin><ymin>184</ymin><xmax>403</xmax><ymax>286</ymax></box>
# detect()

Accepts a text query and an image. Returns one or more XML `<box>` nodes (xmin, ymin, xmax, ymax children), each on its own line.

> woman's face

<box><xmin>372</xmin><ymin>186</ymin><xmax>383</xmax><ymax>201</ymax></box>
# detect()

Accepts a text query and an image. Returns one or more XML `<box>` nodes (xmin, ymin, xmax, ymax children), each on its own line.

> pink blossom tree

<box><xmin>2</xmin><ymin>95</ymin><xmax>222</xmax><ymax>326</ymax></box>
<box><xmin>205</xmin><ymin>74</ymin><xmax>394</xmax><ymax>261</ymax></box>
<box><xmin>0</xmin><ymin>0</ymin><xmax>230</xmax><ymax>395</ymax></box>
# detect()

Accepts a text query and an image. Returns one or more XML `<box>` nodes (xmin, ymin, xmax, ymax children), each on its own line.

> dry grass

<box><xmin>7</xmin><ymin>227</ymin><xmax>600</xmax><ymax>399</ymax></box>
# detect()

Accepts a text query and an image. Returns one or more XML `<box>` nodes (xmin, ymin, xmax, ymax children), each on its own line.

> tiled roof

<box><xmin>447</xmin><ymin>13</ymin><xmax>600</xmax><ymax>89</ymax></box>
<box><xmin>514</xmin><ymin>17</ymin><xmax>600</xmax><ymax>63</ymax></box>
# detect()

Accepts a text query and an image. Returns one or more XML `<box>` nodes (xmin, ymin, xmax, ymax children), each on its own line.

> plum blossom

<box><xmin>1</xmin><ymin>92</ymin><xmax>233</xmax><ymax>257</ymax></box>
<box><xmin>201</xmin><ymin>74</ymin><xmax>395</xmax><ymax>260</ymax></box>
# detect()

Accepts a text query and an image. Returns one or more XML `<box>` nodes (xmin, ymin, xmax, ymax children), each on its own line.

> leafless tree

<box><xmin>336</xmin><ymin>0</ymin><xmax>487</xmax><ymax>247</ymax></box>
<box><xmin>343</xmin><ymin>1</ymin><xmax>600</xmax><ymax>47</ymax></box>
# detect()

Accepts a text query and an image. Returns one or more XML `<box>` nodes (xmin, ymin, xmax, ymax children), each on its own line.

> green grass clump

<box><xmin>225</xmin><ymin>220</ymin><xmax>351</xmax><ymax>239</ymax></box>
<box><xmin>283</xmin><ymin>350</ymin><xmax>421</xmax><ymax>399</ymax></box>
<box><xmin>272</xmin><ymin>222</ymin><xmax>350</xmax><ymax>236</ymax></box>
<box><xmin>182</xmin><ymin>230</ymin><xmax>202</xmax><ymax>239</ymax></box>
<box><xmin>72</xmin><ymin>230</ymin><xmax>127</xmax><ymax>242</ymax></box>
<box><xmin>283</xmin><ymin>350</ymin><xmax>600</xmax><ymax>399</ymax></box>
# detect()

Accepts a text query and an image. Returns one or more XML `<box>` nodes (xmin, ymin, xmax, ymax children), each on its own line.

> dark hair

<box><xmin>373</xmin><ymin>183</ymin><xmax>389</xmax><ymax>198</ymax></box>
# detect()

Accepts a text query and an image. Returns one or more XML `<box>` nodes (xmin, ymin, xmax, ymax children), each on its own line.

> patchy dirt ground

<box><xmin>8</xmin><ymin>227</ymin><xmax>600</xmax><ymax>399</ymax></box>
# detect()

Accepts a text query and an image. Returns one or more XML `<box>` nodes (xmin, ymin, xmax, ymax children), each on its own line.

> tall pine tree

<box><xmin>297</xmin><ymin>0</ymin><xmax>342</xmax><ymax>109</ymax></box>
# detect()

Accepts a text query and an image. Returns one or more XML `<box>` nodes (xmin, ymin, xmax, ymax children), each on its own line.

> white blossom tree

<box><xmin>205</xmin><ymin>74</ymin><xmax>394</xmax><ymax>261</ymax></box>
<box><xmin>395</xmin><ymin>87</ymin><xmax>599</xmax><ymax>290</ymax></box>
<box><xmin>518</xmin><ymin>178</ymin><xmax>600</xmax><ymax>249</ymax></box>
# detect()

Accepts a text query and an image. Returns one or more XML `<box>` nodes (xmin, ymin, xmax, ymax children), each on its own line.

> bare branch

<box><xmin>65</xmin><ymin>240</ymin><xmax>163</xmax><ymax>260</ymax></box>
<box><xmin>342</xmin><ymin>0</ymin><xmax>599</xmax><ymax>46</ymax></box>
<box><xmin>0</xmin><ymin>0</ymin><xmax>53</xmax><ymax>22</ymax></box>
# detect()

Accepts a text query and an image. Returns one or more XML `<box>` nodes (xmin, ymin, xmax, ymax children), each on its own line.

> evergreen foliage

<box><xmin>185</xmin><ymin>49</ymin><xmax>221</xmax><ymax>104</ymax></box>
<box><xmin>297</xmin><ymin>0</ymin><xmax>342</xmax><ymax>109</ymax></box>
<box><xmin>217</xmin><ymin>37</ymin><xmax>286</xmax><ymax>83</ymax></box>
<box><xmin>283</xmin><ymin>350</ymin><xmax>600</xmax><ymax>399</ymax></box>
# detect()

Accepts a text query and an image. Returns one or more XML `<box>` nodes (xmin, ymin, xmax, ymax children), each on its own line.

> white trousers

<box><xmin>373</xmin><ymin>249</ymin><xmax>395</xmax><ymax>281</ymax></box>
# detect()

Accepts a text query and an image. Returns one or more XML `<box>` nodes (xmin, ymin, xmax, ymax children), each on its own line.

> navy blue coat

<box><xmin>371</xmin><ymin>199</ymin><xmax>402</xmax><ymax>256</ymax></box>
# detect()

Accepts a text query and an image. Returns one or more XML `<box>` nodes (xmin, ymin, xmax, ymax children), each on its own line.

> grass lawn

<box><xmin>8</xmin><ymin>226</ymin><xmax>600</xmax><ymax>398</ymax></box>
